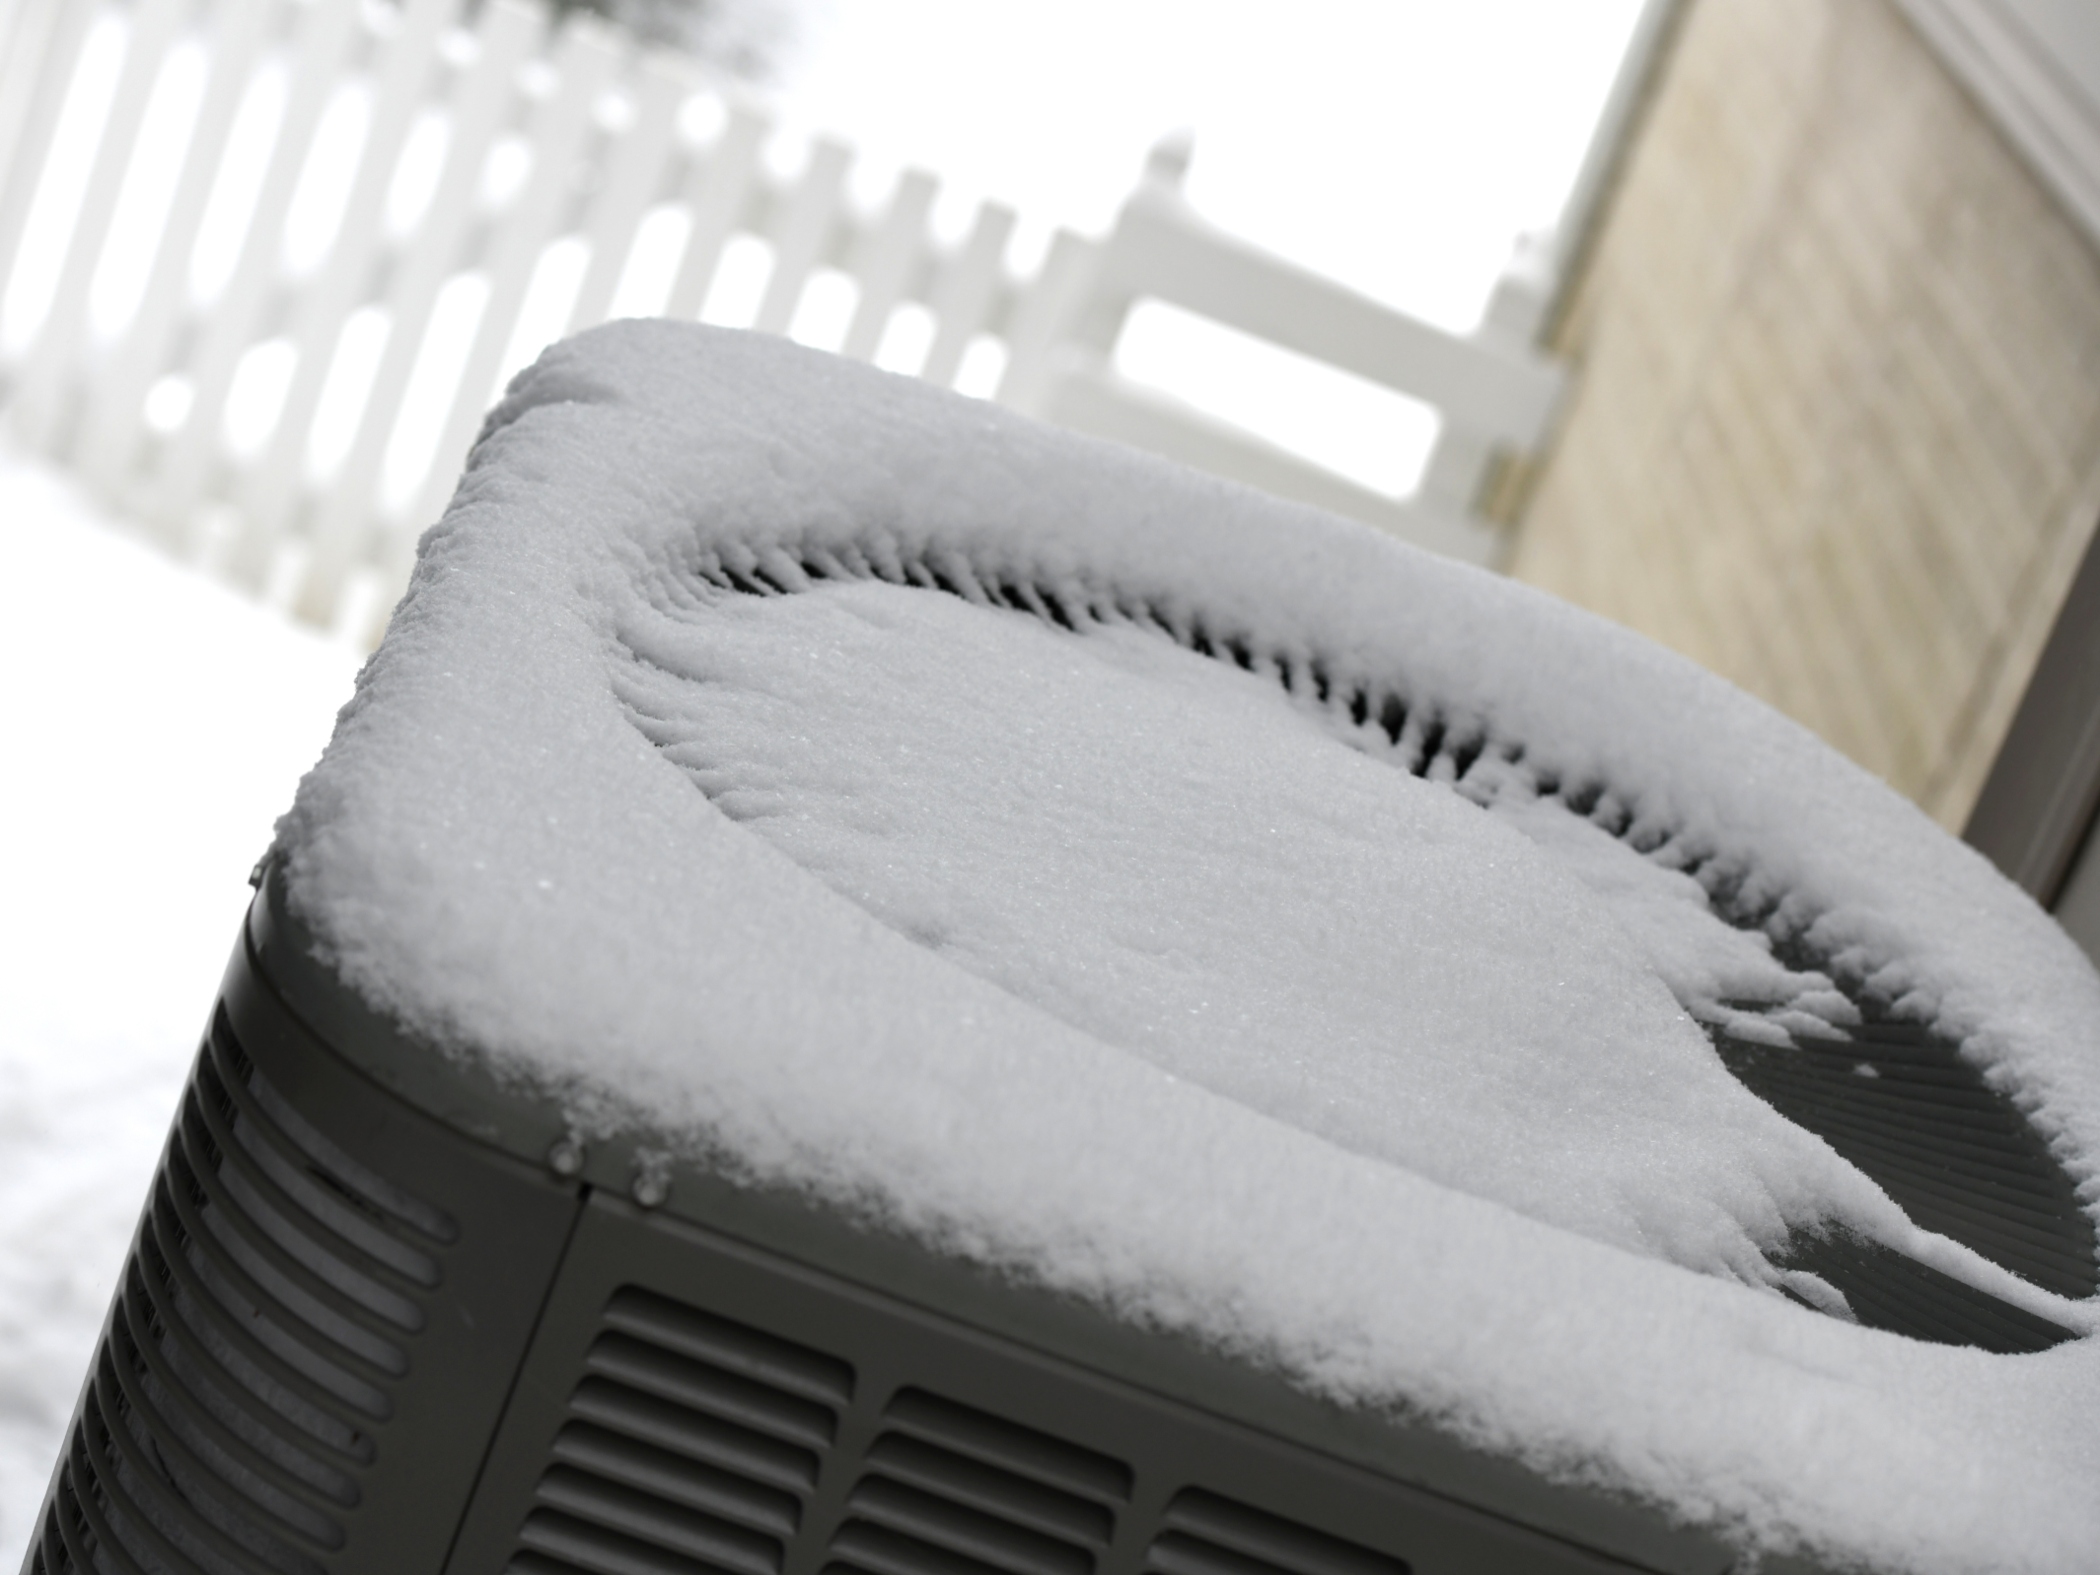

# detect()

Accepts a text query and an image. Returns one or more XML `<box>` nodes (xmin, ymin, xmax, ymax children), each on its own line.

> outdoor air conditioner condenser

<box><xmin>22</xmin><ymin>324</ymin><xmax>2100</xmax><ymax>1575</ymax></box>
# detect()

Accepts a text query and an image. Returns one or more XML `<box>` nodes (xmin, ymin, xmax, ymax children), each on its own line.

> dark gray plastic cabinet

<box><xmin>21</xmin><ymin>866</ymin><xmax>1752</xmax><ymax>1575</ymax></box>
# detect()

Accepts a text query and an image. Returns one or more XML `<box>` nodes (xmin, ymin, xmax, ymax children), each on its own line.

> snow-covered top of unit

<box><xmin>275</xmin><ymin>323</ymin><xmax>2100</xmax><ymax>1573</ymax></box>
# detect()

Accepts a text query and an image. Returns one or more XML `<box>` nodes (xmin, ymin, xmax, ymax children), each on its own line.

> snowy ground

<box><xmin>0</xmin><ymin>445</ymin><xmax>359</xmax><ymax>1567</ymax></box>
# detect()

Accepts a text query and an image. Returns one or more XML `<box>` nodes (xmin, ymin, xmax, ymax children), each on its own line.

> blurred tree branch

<box><xmin>539</xmin><ymin>0</ymin><xmax>802</xmax><ymax>79</ymax></box>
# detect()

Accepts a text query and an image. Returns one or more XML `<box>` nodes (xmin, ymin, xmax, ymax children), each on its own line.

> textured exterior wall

<box><xmin>1506</xmin><ymin>0</ymin><xmax>2100</xmax><ymax>828</ymax></box>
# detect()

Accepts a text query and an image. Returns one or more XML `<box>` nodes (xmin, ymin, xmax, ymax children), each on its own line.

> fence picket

<box><xmin>0</xmin><ymin>0</ymin><xmax>96</xmax><ymax>304</ymax></box>
<box><xmin>920</xmin><ymin>200</ymin><xmax>1014</xmax><ymax>388</ymax></box>
<box><xmin>996</xmin><ymin>229</ymin><xmax>1099</xmax><ymax>415</ymax></box>
<box><xmin>661</xmin><ymin>99</ymin><xmax>765</xmax><ymax>321</ymax></box>
<box><xmin>1414</xmin><ymin>252</ymin><xmax>1553</xmax><ymax>528</ymax></box>
<box><xmin>221</xmin><ymin>0</ymin><xmax>455</xmax><ymax>575</ymax></box>
<box><xmin>752</xmin><ymin>136</ymin><xmax>847</xmax><ymax>335</ymax></box>
<box><xmin>1103</xmin><ymin>185</ymin><xmax>1560</xmax><ymax>448</ymax></box>
<box><xmin>75</xmin><ymin>0</ymin><xmax>284</xmax><ymax>493</ymax></box>
<box><xmin>839</xmin><ymin>167</ymin><xmax>934</xmax><ymax>362</ymax></box>
<box><xmin>400</xmin><ymin>18</ymin><xmax>623</xmax><ymax>559</ymax></box>
<box><xmin>164</xmin><ymin>0</ymin><xmax>390</xmax><ymax>543</ymax></box>
<box><xmin>295</xmin><ymin>0</ymin><xmax>544</xmax><ymax>625</ymax></box>
<box><xmin>1413</xmin><ymin>426</ymin><xmax>1493</xmax><ymax>521</ymax></box>
<box><xmin>11</xmin><ymin>0</ymin><xmax>194</xmax><ymax>452</ymax></box>
<box><xmin>564</xmin><ymin>47</ymin><xmax>690</xmax><ymax>334</ymax></box>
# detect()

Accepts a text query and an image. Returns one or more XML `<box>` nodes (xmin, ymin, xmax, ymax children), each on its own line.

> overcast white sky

<box><xmin>776</xmin><ymin>0</ymin><xmax>1650</xmax><ymax>326</ymax></box>
<box><xmin>769</xmin><ymin>0</ymin><xmax>1649</xmax><ymax>490</ymax></box>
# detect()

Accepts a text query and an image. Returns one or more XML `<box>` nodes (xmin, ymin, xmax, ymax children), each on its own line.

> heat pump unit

<box><xmin>25</xmin><ymin>326</ymin><xmax>2099</xmax><ymax>1575</ymax></box>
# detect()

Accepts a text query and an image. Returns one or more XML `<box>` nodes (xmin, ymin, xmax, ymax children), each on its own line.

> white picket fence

<box><xmin>0</xmin><ymin>0</ymin><xmax>1571</xmax><ymax>644</ymax></box>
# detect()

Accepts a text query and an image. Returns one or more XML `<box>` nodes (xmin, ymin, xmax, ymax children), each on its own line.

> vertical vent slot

<box><xmin>602</xmin><ymin>1288</ymin><xmax>857</xmax><ymax>1410</ymax></box>
<box><xmin>1146</xmin><ymin>1490</ymin><xmax>1408</xmax><ymax>1575</ymax></box>
<box><xmin>876</xmin><ymin>1390</ymin><xmax>1131</xmax><ymax>1506</ymax></box>
<box><xmin>239</xmin><ymin>1040</ymin><xmax>459</xmax><ymax>1246</ymax></box>
<box><xmin>826</xmin><ymin>1389</ymin><xmax>1130</xmax><ymax>1575</ymax></box>
<box><xmin>508</xmin><ymin>1288</ymin><xmax>851</xmax><ymax>1575</ymax></box>
<box><xmin>34</xmin><ymin>1016</ymin><xmax>446</xmax><ymax>1574</ymax></box>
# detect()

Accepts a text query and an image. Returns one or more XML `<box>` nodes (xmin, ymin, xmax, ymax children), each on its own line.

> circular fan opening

<box><xmin>657</xmin><ymin>538</ymin><xmax>2094</xmax><ymax>1352</ymax></box>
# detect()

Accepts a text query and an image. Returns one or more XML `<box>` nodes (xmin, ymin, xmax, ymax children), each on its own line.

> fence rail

<box><xmin>0</xmin><ymin>0</ymin><xmax>1568</xmax><ymax>644</ymax></box>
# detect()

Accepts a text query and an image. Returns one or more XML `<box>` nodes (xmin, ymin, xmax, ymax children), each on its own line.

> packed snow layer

<box><xmin>0</xmin><ymin>447</ymin><xmax>359</xmax><ymax>1572</ymax></box>
<box><xmin>618</xmin><ymin>575</ymin><xmax>1914</xmax><ymax>1285</ymax></box>
<box><xmin>276</xmin><ymin>324</ymin><xmax>2100</xmax><ymax>1572</ymax></box>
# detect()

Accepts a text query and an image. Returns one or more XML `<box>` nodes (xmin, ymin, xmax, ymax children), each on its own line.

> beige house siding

<box><xmin>1507</xmin><ymin>0</ymin><xmax>2100</xmax><ymax>828</ymax></box>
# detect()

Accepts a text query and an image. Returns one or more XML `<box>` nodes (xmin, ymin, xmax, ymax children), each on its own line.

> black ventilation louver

<box><xmin>827</xmin><ymin>1389</ymin><xmax>1126</xmax><ymax>1575</ymax></box>
<box><xmin>31</xmin><ymin>1012</ymin><xmax>442</xmax><ymax>1575</ymax></box>
<box><xmin>1144</xmin><ymin>1490</ymin><xmax>1408</xmax><ymax>1575</ymax></box>
<box><xmin>512</xmin><ymin>1288</ymin><xmax>849</xmax><ymax>1575</ymax></box>
<box><xmin>438</xmin><ymin>1197</ymin><xmax>1693</xmax><ymax>1575</ymax></box>
<box><xmin>29</xmin><ymin>937</ymin><xmax>588</xmax><ymax>1575</ymax></box>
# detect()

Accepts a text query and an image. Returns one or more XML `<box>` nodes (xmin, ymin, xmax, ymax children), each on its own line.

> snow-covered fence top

<box><xmin>0</xmin><ymin>0</ymin><xmax>1564</xmax><ymax>643</ymax></box>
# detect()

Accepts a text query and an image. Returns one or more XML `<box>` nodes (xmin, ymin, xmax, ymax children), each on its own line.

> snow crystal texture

<box><xmin>275</xmin><ymin>324</ymin><xmax>2100</xmax><ymax>1573</ymax></box>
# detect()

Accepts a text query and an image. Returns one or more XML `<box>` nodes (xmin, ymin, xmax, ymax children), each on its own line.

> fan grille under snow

<box><xmin>677</xmin><ymin>546</ymin><xmax>2096</xmax><ymax>1351</ymax></box>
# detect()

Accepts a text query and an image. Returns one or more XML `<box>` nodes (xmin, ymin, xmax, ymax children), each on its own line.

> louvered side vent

<box><xmin>1145</xmin><ymin>1490</ymin><xmax>1410</xmax><ymax>1575</ymax></box>
<box><xmin>825</xmin><ymin>1388</ymin><xmax>1131</xmax><ymax>1575</ymax></box>
<box><xmin>31</xmin><ymin>1009</ymin><xmax>454</xmax><ymax>1575</ymax></box>
<box><xmin>509</xmin><ymin>1287</ymin><xmax>855</xmax><ymax>1575</ymax></box>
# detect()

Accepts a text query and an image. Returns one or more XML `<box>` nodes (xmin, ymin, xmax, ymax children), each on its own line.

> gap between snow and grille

<box><xmin>0</xmin><ymin>0</ymin><xmax>1566</xmax><ymax>647</ymax></box>
<box><xmin>654</xmin><ymin>536</ymin><xmax>1800</xmax><ymax>963</ymax></box>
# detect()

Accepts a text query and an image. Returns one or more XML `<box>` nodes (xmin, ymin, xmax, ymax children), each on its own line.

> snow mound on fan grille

<box><xmin>274</xmin><ymin>323</ymin><xmax>2100</xmax><ymax>1574</ymax></box>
